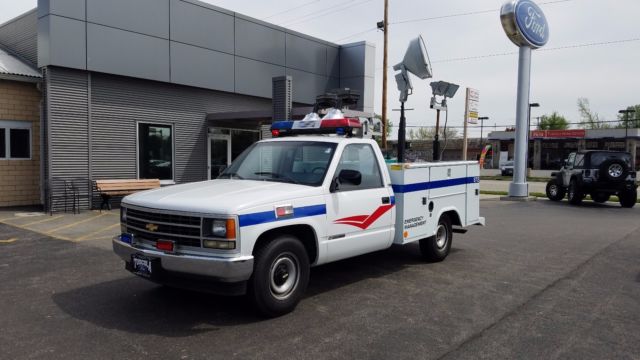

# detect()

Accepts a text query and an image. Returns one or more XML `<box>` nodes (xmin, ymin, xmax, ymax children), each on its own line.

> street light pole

<box><xmin>478</xmin><ymin>116</ymin><xmax>489</xmax><ymax>146</ymax></box>
<box><xmin>527</xmin><ymin>103</ymin><xmax>539</xmax><ymax>169</ymax></box>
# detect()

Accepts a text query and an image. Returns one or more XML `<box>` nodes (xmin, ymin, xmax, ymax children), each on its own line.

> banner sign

<box><xmin>530</xmin><ymin>129</ymin><xmax>586</xmax><ymax>138</ymax></box>
<box><xmin>466</xmin><ymin>88</ymin><xmax>479</xmax><ymax>124</ymax></box>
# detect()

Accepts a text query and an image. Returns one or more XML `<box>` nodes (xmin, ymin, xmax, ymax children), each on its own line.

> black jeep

<box><xmin>545</xmin><ymin>150</ymin><xmax>638</xmax><ymax>208</ymax></box>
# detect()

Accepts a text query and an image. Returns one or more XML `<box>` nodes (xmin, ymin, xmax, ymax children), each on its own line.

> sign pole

<box><xmin>508</xmin><ymin>46</ymin><xmax>532</xmax><ymax>197</ymax></box>
<box><xmin>462</xmin><ymin>89</ymin><xmax>469</xmax><ymax>161</ymax></box>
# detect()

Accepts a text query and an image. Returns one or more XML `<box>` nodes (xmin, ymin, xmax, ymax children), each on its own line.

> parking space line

<box><xmin>19</xmin><ymin>215</ymin><xmax>64</xmax><ymax>227</ymax></box>
<box><xmin>74</xmin><ymin>223</ymin><xmax>120</xmax><ymax>242</ymax></box>
<box><xmin>0</xmin><ymin>238</ymin><xmax>17</xmax><ymax>244</ymax></box>
<box><xmin>45</xmin><ymin>214</ymin><xmax>109</xmax><ymax>234</ymax></box>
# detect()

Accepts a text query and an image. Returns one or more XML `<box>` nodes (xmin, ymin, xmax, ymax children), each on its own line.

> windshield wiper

<box><xmin>254</xmin><ymin>172</ymin><xmax>300</xmax><ymax>184</ymax></box>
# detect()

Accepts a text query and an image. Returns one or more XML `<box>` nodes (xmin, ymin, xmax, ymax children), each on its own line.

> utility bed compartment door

<box><xmin>466</xmin><ymin>165</ymin><xmax>481</xmax><ymax>226</ymax></box>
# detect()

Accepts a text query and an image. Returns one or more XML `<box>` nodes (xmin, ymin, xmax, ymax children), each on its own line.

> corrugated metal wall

<box><xmin>44</xmin><ymin>67</ymin><xmax>273</xmax><ymax>209</ymax></box>
<box><xmin>0</xmin><ymin>10</ymin><xmax>37</xmax><ymax>65</ymax></box>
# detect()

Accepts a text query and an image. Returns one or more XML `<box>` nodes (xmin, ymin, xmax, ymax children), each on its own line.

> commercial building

<box><xmin>0</xmin><ymin>0</ymin><xmax>375</xmax><ymax>209</ymax></box>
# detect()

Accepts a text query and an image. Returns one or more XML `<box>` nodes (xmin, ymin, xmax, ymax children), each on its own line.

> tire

<box><xmin>591</xmin><ymin>192</ymin><xmax>610</xmax><ymax>203</ymax></box>
<box><xmin>567</xmin><ymin>178</ymin><xmax>583</xmax><ymax>205</ymax></box>
<box><xmin>248</xmin><ymin>235</ymin><xmax>310</xmax><ymax>318</ymax></box>
<box><xmin>419</xmin><ymin>214</ymin><xmax>452</xmax><ymax>262</ymax></box>
<box><xmin>546</xmin><ymin>180</ymin><xmax>566</xmax><ymax>201</ymax></box>
<box><xmin>619</xmin><ymin>189</ymin><xmax>637</xmax><ymax>208</ymax></box>
<box><xmin>600</xmin><ymin>159</ymin><xmax>628</xmax><ymax>182</ymax></box>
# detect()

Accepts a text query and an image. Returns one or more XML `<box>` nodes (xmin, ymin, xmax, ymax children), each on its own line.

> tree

<box><xmin>617</xmin><ymin>104</ymin><xmax>640</xmax><ymax>129</ymax></box>
<box><xmin>408</xmin><ymin>127</ymin><xmax>458</xmax><ymax>140</ymax></box>
<box><xmin>577</xmin><ymin>98</ymin><xmax>610</xmax><ymax>129</ymax></box>
<box><xmin>537</xmin><ymin>112</ymin><xmax>569</xmax><ymax>130</ymax></box>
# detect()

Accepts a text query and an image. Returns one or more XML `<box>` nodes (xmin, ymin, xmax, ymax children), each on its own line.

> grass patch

<box><xmin>480</xmin><ymin>176</ymin><xmax>550</xmax><ymax>182</ymax></box>
<box><xmin>479</xmin><ymin>190</ymin><xmax>639</xmax><ymax>203</ymax></box>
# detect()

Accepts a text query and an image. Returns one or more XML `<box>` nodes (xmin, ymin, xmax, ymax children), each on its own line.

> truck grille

<box><xmin>125</xmin><ymin>208</ymin><xmax>202</xmax><ymax>248</ymax></box>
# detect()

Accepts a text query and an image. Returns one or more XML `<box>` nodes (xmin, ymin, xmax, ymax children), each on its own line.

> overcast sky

<box><xmin>1</xmin><ymin>0</ymin><xmax>638</xmax><ymax>138</ymax></box>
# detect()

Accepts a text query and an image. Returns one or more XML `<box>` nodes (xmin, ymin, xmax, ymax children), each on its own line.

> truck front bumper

<box><xmin>112</xmin><ymin>236</ymin><xmax>254</xmax><ymax>283</ymax></box>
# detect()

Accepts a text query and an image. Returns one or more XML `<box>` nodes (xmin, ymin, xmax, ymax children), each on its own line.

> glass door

<box><xmin>208</xmin><ymin>134</ymin><xmax>231</xmax><ymax>180</ymax></box>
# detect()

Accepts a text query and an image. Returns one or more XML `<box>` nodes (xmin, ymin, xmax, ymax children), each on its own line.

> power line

<box><xmin>281</xmin><ymin>0</ymin><xmax>375</xmax><ymax>28</ymax></box>
<box><xmin>262</xmin><ymin>0</ymin><xmax>322</xmax><ymax>20</ymax></box>
<box><xmin>333</xmin><ymin>0</ymin><xmax>573</xmax><ymax>43</ymax></box>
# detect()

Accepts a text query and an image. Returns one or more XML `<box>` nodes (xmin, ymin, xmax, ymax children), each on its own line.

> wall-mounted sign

<box><xmin>501</xmin><ymin>0</ymin><xmax>549</xmax><ymax>49</ymax></box>
<box><xmin>531</xmin><ymin>129</ymin><xmax>586</xmax><ymax>138</ymax></box>
<box><xmin>465</xmin><ymin>88</ymin><xmax>480</xmax><ymax>124</ymax></box>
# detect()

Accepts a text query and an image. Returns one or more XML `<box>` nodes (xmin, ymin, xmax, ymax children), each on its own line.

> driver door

<box><xmin>325</xmin><ymin>144</ymin><xmax>394</xmax><ymax>263</ymax></box>
<box><xmin>562</xmin><ymin>152</ymin><xmax>576</xmax><ymax>186</ymax></box>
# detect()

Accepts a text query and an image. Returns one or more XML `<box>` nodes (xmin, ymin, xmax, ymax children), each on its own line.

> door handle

<box><xmin>381</xmin><ymin>197</ymin><xmax>390</xmax><ymax>204</ymax></box>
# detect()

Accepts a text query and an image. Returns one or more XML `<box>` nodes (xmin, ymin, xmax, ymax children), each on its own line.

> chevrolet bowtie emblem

<box><xmin>145</xmin><ymin>223</ymin><xmax>159</xmax><ymax>232</ymax></box>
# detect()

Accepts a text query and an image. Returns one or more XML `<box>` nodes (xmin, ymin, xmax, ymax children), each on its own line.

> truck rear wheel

<box><xmin>419</xmin><ymin>214</ymin><xmax>452</xmax><ymax>262</ymax></box>
<box><xmin>249</xmin><ymin>235</ymin><xmax>310</xmax><ymax>318</ymax></box>
<box><xmin>619</xmin><ymin>189</ymin><xmax>637</xmax><ymax>208</ymax></box>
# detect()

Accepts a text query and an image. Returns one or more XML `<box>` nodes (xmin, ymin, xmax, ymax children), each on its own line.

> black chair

<box><xmin>46</xmin><ymin>178</ymin><xmax>76</xmax><ymax>215</ymax></box>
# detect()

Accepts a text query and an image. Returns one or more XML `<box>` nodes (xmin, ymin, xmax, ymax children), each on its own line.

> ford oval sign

<box><xmin>500</xmin><ymin>0</ymin><xmax>549</xmax><ymax>49</ymax></box>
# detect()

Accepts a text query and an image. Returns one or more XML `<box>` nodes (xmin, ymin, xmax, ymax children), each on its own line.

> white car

<box><xmin>500</xmin><ymin>161</ymin><xmax>514</xmax><ymax>176</ymax></box>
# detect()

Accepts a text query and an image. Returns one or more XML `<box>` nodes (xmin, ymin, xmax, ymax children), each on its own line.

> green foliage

<box><xmin>537</xmin><ymin>112</ymin><xmax>569</xmax><ymax>130</ymax></box>
<box><xmin>408</xmin><ymin>127</ymin><xmax>458</xmax><ymax>140</ymax></box>
<box><xmin>577</xmin><ymin>98</ymin><xmax>610</xmax><ymax>129</ymax></box>
<box><xmin>616</xmin><ymin>104</ymin><xmax>640</xmax><ymax>129</ymax></box>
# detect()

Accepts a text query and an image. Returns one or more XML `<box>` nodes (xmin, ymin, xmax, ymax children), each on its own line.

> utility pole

<box><xmin>380</xmin><ymin>0</ymin><xmax>389</xmax><ymax>150</ymax></box>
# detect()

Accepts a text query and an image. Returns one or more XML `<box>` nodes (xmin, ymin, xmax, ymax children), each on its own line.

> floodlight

<box><xmin>430</xmin><ymin>81</ymin><xmax>459</xmax><ymax>98</ymax></box>
<box><xmin>393</xmin><ymin>36</ymin><xmax>433</xmax><ymax>79</ymax></box>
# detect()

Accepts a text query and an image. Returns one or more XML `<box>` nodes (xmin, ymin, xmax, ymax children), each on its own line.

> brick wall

<box><xmin>0</xmin><ymin>79</ymin><xmax>41</xmax><ymax>207</ymax></box>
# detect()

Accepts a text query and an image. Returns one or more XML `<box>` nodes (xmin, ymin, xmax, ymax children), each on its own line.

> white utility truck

<box><xmin>113</xmin><ymin>113</ymin><xmax>485</xmax><ymax>317</ymax></box>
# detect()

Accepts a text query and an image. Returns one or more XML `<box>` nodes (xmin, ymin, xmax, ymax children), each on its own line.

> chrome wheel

<box><xmin>608</xmin><ymin>164</ymin><xmax>623</xmax><ymax>178</ymax></box>
<box><xmin>269</xmin><ymin>252</ymin><xmax>299</xmax><ymax>300</ymax></box>
<box><xmin>435</xmin><ymin>224</ymin><xmax>448</xmax><ymax>249</ymax></box>
<box><xmin>548</xmin><ymin>184</ymin><xmax>558</xmax><ymax>197</ymax></box>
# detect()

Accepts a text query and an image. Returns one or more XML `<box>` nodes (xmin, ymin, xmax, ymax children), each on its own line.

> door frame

<box><xmin>208</xmin><ymin>133</ymin><xmax>231</xmax><ymax>180</ymax></box>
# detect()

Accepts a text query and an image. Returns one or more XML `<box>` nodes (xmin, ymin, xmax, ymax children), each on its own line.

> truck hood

<box><xmin>122</xmin><ymin>179</ymin><xmax>323</xmax><ymax>214</ymax></box>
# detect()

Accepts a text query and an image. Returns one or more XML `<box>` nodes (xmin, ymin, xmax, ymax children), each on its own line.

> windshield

<box><xmin>219</xmin><ymin>141</ymin><xmax>337</xmax><ymax>186</ymax></box>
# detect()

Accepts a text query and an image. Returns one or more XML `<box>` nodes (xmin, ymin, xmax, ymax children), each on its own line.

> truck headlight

<box><xmin>203</xmin><ymin>218</ymin><xmax>236</xmax><ymax>239</ymax></box>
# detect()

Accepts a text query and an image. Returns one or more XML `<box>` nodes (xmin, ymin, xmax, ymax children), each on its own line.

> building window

<box><xmin>0</xmin><ymin>121</ymin><xmax>31</xmax><ymax>160</ymax></box>
<box><xmin>138</xmin><ymin>123</ymin><xmax>173</xmax><ymax>180</ymax></box>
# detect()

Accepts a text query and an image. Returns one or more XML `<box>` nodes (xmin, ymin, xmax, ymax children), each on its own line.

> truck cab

<box><xmin>113</xmin><ymin>114</ymin><xmax>484</xmax><ymax>317</ymax></box>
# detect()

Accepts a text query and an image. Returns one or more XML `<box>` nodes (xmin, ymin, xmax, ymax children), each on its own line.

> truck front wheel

<box><xmin>419</xmin><ymin>214</ymin><xmax>452</xmax><ymax>262</ymax></box>
<box><xmin>249</xmin><ymin>235</ymin><xmax>310</xmax><ymax>317</ymax></box>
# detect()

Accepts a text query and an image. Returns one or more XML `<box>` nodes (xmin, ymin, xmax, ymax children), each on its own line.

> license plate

<box><xmin>132</xmin><ymin>254</ymin><xmax>153</xmax><ymax>277</ymax></box>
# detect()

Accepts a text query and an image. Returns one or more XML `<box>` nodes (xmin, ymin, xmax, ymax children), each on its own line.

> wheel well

<box><xmin>442</xmin><ymin>210</ymin><xmax>462</xmax><ymax>226</ymax></box>
<box><xmin>253</xmin><ymin>225</ymin><xmax>318</xmax><ymax>264</ymax></box>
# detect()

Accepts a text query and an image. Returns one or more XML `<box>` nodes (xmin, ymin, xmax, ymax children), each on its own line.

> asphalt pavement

<box><xmin>1</xmin><ymin>200</ymin><xmax>639</xmax><ymax>359</ymax></box>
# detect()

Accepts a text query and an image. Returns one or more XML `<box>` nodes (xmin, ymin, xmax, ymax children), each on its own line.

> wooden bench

<box><xmin>94</xmin><ymin>179</ymin><xmax>161</xmax><ymax>210</ymax></box>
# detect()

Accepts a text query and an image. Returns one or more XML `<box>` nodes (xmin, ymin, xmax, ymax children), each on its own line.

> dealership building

<box><xmin>0</xmin><ymin>0</ymin><xmax>375</xmax><ymax>209</ymax></box>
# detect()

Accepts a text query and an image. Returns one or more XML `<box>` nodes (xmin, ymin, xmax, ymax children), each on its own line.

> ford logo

<box><xmin>501</xmin><ymin>0</ymin><xmax>549</xmax><ymax>49</ymax></box>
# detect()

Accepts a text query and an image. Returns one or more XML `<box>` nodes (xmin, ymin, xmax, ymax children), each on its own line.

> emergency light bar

<box><xmin>271</xmin><ymin>118</ymin><xmax>362</xmax><ymax>137</ymax></box>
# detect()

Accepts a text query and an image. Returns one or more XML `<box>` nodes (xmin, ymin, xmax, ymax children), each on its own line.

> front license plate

<box><xmin>132</xmin><ymin>254</ymin><xmax>153</xmax><ymax>277</ymax></box>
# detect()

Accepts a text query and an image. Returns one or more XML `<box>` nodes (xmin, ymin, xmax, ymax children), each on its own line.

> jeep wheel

<box><xmin>546</xmin><ymin>180</ymin><xmax>566</xmax><ymax>201</ymax></box>
<box><xmin>619</xmin><ymin>189</ymin><xmax>637</xmax><ymax>208</ymax></box>
<box><xmin>600</xmin><ymin>159</ymin><xmax>628</xmax><ymax>182</ymax></box>
<box><xmin>419</xmin><ymin>214</ymin><xmax>452</xmax><ymax>262</ymax></box>
<box><xmin>567</xmin><ymin>179</ymin><xmax>583</xmax><ymax>205</ymax></box>
<box><xmin>249</xmin><ymin>235</ymin><xmax>310</xmax><ymax>317</ymax></box>
<box><xmin>591</xmin><ymin>192</ymin><xmax>610</xmax><ymax>203</ymax></box>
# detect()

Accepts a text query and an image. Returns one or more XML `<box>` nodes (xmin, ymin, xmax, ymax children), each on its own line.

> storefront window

<box><xmin>138</xmin><ymin>123</ymin><xmax>173</xmax><ymax>180</ymax></box>
<box><xmin>0</xmin><ymin>122</ymin><xmax>31</xmax><ymax>159</ymax></box>
<box><xmin>0</xmin><ymin>129</ymin><xmax>5</xmax><ymax>158</ymax></box>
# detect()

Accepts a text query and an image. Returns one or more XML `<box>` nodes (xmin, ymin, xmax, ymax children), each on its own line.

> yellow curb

<box><xmin>74</xmin><ymin>223</ymin><xmax>121</xmax><ymax>242</ymax></box>
<box><xmin>0</xmin><ymin>238</ymin><xmax>17</xmax><ymax>243</ymax></box>
<box><xmin>46</xmin><ymin>213</ymin><xmax>109</xmax><ymax>234</ymax></box>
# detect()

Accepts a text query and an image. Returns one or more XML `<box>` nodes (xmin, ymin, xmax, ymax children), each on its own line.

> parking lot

<box><xmin>1</xmin><ymin>199</ymin><xmax>639</xmax><ymax>359</ymax></box>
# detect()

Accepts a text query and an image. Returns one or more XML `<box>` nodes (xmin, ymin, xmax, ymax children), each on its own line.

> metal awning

<box><xmin>0</xmin><ymin>47</ymin><xmax>41</xmax><ymax>82</ymax></box>
<box><xmin>206</xmin><ymin>107</ymin><xmax>373</xmax><ymax>124</ymax></box>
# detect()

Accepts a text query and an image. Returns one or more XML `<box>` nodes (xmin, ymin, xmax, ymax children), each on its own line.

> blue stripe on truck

<box><xmin>238</xmin><ymin>204</ymin><xmax>327</xmax><ymax>228</ymax></box>
<box><xmin>392</xmin><ymin>176</ymin><xmax>479</xmax><ymax>194</ymax></box>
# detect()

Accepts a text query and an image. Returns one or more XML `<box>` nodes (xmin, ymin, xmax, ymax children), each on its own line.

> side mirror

<box><xmin>330</xmin><ymin>169</ymin><xmax>362</xmax><ymax>192</ymax></box>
